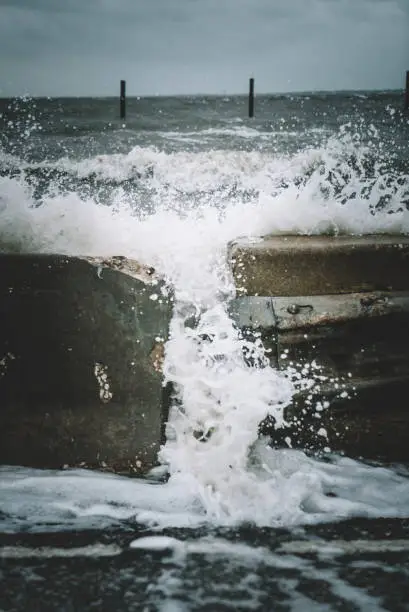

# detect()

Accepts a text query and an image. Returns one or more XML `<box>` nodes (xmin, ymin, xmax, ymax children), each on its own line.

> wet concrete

<box><xmin>0</xmin><ymin>254</ymin><xmax>172</xmax><ymax>474</ymax></box>
<box><xmin>229</xmin><ymin>234</ymin><xmax>409</xmax><ymax>297</ymax></box>
<box><xmin>228</xmin><ymin>235</ymin><xmax>409</xmax><ymax>461</ymax></box>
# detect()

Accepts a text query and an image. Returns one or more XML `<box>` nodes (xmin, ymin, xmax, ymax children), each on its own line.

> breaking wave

<box><xmin>1</xmin><ymin>117</ymin><xmax>409</xmax><ymax>531</ymax></box>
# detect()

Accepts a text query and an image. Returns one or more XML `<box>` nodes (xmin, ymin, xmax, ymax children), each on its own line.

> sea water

<box><xmin>1</xmin><ymin>92</ymin><xmax>409</xmax><ymax>610</ymax></box>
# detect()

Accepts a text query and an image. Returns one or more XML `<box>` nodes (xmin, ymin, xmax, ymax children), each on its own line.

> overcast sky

<box><xmin>0</xmin><ymin>0</ymin><xmax>408</xmax><ymax>97</ymax></box>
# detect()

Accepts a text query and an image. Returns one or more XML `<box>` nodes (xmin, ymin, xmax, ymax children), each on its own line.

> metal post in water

<box><xmin>405</xmin><ymin>71</ymin><xmax>409</xmax><ymax>110</ymax></box>
<box><xmin>249</xmin><ymin>77</ymin><xmax>255</xmax><ymax>118</ymax></box>
<box><xmin>120</xmin><ymin>79</ymin><xmax>126</xmax><ymax>119</ymax></box>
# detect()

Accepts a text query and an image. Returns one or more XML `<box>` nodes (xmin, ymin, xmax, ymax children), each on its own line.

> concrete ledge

<box><xmin>0</xmin><ymin>254</ymin><xmax>172</xmax><ymax>474</ymax></box>
<box><xmin>228</xmin><ymin>234</ymin><xmax>409</xmax><ymax>461</ymax></box>
<box><xmin>229</xmin><ymin>235</ymin><xmax>409</xmax><ymax>296</ymax></box>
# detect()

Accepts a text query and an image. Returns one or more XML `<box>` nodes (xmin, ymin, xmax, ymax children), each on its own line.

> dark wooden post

<box><xmin>120</xmin><ymin>80</ymin><xmax>126</xmax><ymax>119</ymax></box>
<box><xmin>248</xmin><ymin>77</ymin><xmax>255</xmax><ymax>118</ymax></box>
<box><xmin>405</xmin><ymin>71</ymin><xmax>409</xmax><ymax>110</ymax></box>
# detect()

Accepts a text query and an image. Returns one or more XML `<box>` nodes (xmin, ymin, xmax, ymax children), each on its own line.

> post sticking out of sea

<box><xmin>249</xmin><ymin>77</ymin><xmax>255</xmax><ymax>118</ymax></box>
<box><xmin>120</xmin><ymin>79</ymin><xmax>126</xmax><ymax>119</ymax></box>
<box><xmin>405</xmin><ymin>71</ymin><xmax>409</xmax><ymax>111</ymax></box>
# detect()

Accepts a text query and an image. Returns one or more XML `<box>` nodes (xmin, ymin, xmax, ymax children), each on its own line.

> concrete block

<box><xmin>0</xmin><ymin>254</ymin><xmax>172</xmax><ymax>474</ymax></box>
<box><xmin>228</xmin><ymin>235</ymin><xmax>409</xmax><ymax>460</ymax></box>
<box><xmin>229</xmin><ymin>235</ymin><xmax>409</xmax><ymax>297</ymax></box>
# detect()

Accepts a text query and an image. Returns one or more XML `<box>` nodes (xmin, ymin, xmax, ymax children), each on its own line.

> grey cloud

<box><xmin>0</xmin><ymin>0</ymin><xmax>407</xmax><ymax>96</ymax></box>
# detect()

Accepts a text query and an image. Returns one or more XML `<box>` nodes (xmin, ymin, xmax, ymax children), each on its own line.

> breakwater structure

<box><xmin>0</xmin><ymin>235</ymin><xmax>409</xmax><ymax>474</ymax></box>
<box><xmin>228</xmin><ymin>234</ymin><xmax>409</xmax><ymax>461</ymax></box>
<box><xmin>0</xmin><ymin>254</ymin><xmax>172</xmax><ymax>474</ymax></box>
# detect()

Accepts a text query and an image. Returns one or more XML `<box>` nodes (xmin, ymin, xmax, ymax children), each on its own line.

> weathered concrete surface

<box><xmin>279</xmin><ymin>376</ymin><xmax>409</xmax><ymax>462</ymax></box>
<box><xmin>229</xmin><ymin>235</ymin><xmax>409</xmax><ymax>461</ymax></box>
<box><xmin>275</xmin><ymin>311</ymin><xmax>409</xmax><ymax>461</ymax></box>
<box><xmin>229</xmin><ymin>235</ymin><xmax>409</xmax><ymax>296</ymax></box>
<box><xmin>0</xmin><ymin>254</ymin><xmax>172</xmax><ymax>474</ymax></box>
<box><xmin>231</xmin><ymin>296</ymin><xmax>409</xmax><ymax>461</ymax></box>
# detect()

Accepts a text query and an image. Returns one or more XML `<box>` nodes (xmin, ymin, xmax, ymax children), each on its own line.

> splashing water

<box><xmin>1</xmin><ymin>98</ymin><xmax>409</xmax><ymax>531</ymax></box>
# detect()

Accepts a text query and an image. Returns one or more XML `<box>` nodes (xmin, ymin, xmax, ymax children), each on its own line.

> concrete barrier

<box><xmin>230</xmin><ymin>235</ymin><xmax>409</xmax><ymax>296</ymax></box>
<box><xmin>0</xmin><ymin>254</ymin><xmax>172</xmax><ymax>474</ymax></box>
<box><xmin>3</xmin><ymin>235</ymin><xmax>408</xmax><ymax>471</ymax></box>
<box><xmin>229</xmin><ymin>235</ymin><xmax>409</xmax><ymax>461</ymax></box>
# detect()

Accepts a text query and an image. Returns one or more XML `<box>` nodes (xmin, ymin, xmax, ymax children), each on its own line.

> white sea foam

<box><xmin>0</xmin><ymin>131</ymin><xmax>409</xmax><ymax>531</ymax></box>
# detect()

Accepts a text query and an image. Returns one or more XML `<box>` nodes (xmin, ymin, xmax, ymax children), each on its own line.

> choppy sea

<box><xmin>1</xmin><ymin>92</ymin><xmax>409</xmax><ymax>611</ymax></box>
